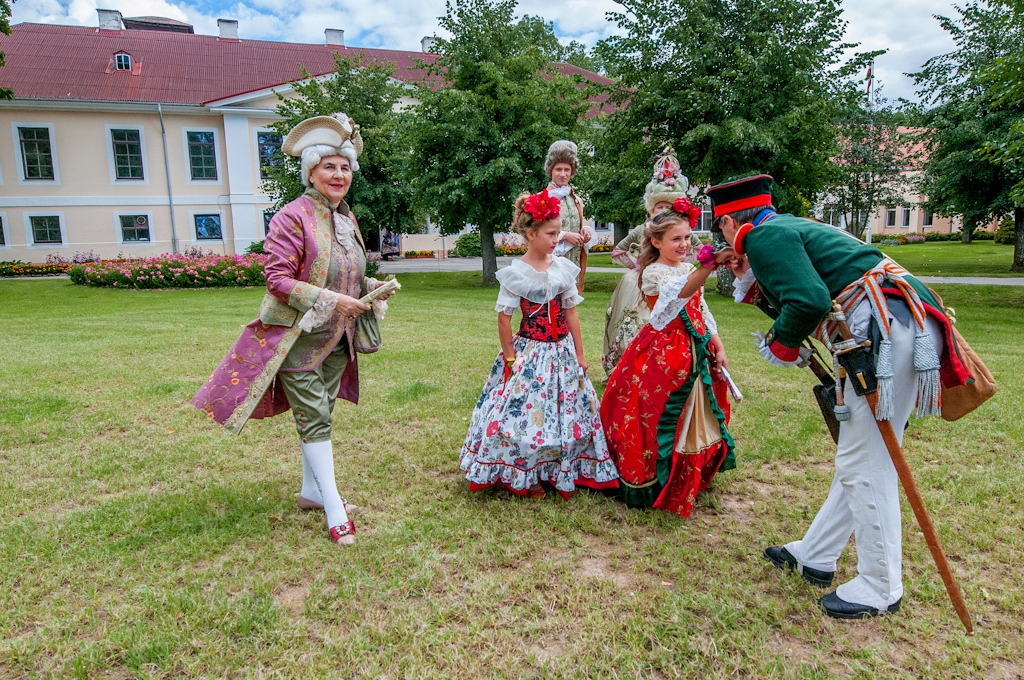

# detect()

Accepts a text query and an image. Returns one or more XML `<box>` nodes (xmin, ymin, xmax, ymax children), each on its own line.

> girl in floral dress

<box><xmin>460</xmin><ymin>189</ymin><xmax>619</xmax><ymax>499</ymax></box>
<box><xmin>601</xmin><ymin>199</ymin><xmax>736</xmax><ymax>517</ymax></box>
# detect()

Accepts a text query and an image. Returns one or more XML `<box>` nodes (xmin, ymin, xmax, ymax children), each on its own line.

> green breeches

<box><xmin>277</xmin><ymin>338</ymin><xmax>350</xmax><ymax>443</ymax></box>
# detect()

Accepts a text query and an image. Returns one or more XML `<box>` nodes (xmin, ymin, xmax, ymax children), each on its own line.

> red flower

<box><xmin>486</xmin><ymin>421</ymin><xmax>500</xmax><ymax>437</ymax></box>
<box><xmin>672</xmin><ymin>197</ymin><xmax>702</xmax><ymax>227</ymax></box>
<box><xmin>573</xmin><ymin>423</ymin><xmax>582</xmax><ymax>439</ymax></box>
<box><xmin>524</xmin><ymin>189</ymin><xmax>561</xmax><ymax>223</ymax></box>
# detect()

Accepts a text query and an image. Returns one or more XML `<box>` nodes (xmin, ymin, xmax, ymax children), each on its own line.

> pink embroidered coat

<box><xmin>192</xmin><ymin>190</ymin><xmax>366</xmax><ymax>434</ymax></box>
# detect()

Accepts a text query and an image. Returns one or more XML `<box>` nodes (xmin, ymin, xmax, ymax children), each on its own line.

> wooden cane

<box><xmin>832</xmin><ymin>306</ymin><xmax>973</xmax><ymax>633</ymax></box>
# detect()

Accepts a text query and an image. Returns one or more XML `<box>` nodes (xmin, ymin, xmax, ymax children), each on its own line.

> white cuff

<box><xmin>562</xmin><ymin>293</ymin><xmax>584</xmax><ymax>309</ymax></box>
<box><xmin>733</xmin><ymin>267</ymin><xmax>757</xmax><ymax>304</ymax></box>
<box><xmin>372</xmin><ymin>298</ymin><xmax>388</xmax><ymax>321</ymax></box>
<box><xmin>649</xmin><ymin>275</ymin><xmax>691</xmax><ymax>331</ymax></box>
<box><xmin>553</xmin><ymin>239</ymin><xmax>572</xmax><ymax>258</ymax></box>
<box><xmin>756</xmin><ymin>336</ymin><xmax>797</xmax><ymax>368</ymax></box>
<box><xmin>298</xmin><ymin>289</ymin><xmax>340</xmax><ymax>332</ymax></box>
<box><xmin>495</xmin><ymin>304</ymin><xmax>518</xmax><ymax>316</ymax></box>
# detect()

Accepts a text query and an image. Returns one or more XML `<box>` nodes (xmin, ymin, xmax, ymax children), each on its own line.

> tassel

<box><xmin>834</xmin><ymin>403</ymin><xmax>851</xmax><ymax>421</ymax></box>
<box><xmin>914</xmin><ymin>329</ymin><xmax>942</xmax><ymax>418</ymax></box>
<box><xmin>875</xmin><ymin>338</ymin><xmax>895</xmax><ymax>421</ymax></box>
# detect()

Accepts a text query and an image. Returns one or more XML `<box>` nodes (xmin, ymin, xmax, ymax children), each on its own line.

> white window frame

<box><xmin>901</xmin><ymin>208</ymin><xmax>911</xmax><ymax>228</ymax></box>
<box><xmin>115</xmin><ymin>53</ymin><xmax>132</xmax><ymax>71</ymax></box>
<box><xmin>0</xmin><ymin>212</ymin><xmax>10</xmax><ymax>249</ymax></box>
<box><xmin>182</xmin><ymin>127</ymin><xmax>222</xmax><ymax>185</ymax></box>
<box><xmin>253</xmin><ymin>127</ymin><xmax>284</xmax><ymax>181</ymax></box>
<box><xmin>106</xmin><ymin>124</ymin><xmax>149</xmax><ymax>185</ymax></box>
<box><xmin>11</xmin><ymin>122</ymin><xmax>60</xmax><ymax>185</ymax></box>
<box><xmin>885</xmin><ymin>208</ymin><xmax>896</xmax><ymax>228</ymax></box>
<box><xmin>113</xmin><ymin>210</ymin><xmax>156</xmax><ymax>246</ymax></box>
<box><xmin>190</xmin><ymin>209</ymin><xmax>226</xmax><ymax>244</ymax></box>
<box><xmin>23</xmin><ymin>211</ymin><xmax>67</xmax><ymax>249</ymax></box>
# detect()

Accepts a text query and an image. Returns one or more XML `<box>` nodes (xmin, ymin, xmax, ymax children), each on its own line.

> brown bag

<box><xmin>940</xmin><ymin>325</ymin><xmax>997</xmax><ymax>421</ymax></box>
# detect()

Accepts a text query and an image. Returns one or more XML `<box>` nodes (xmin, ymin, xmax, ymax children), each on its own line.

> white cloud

<box><xmin>12</xmin><ymin>0</ymin><xmax>961</xmax><ymax>98</ymax></box>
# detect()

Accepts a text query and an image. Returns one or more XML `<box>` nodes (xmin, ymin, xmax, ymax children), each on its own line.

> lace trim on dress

<box><xmin>332</xmin><ymin>212</ymin><xmax>358</xmax><ymax>253</ymax></box>
<box><xmin>649</xmin><ymin>275</ymin><xmax>693</xmax><ymax>331</ymax></box>
<box><xmin>298</xmin><ymin>289</ymin><xmax>341</xmax><ymax>332</ymax></box>
<box><xmin>495</xmin><ymin>258</ymin><xmax>581</xmax><ymax>305</ymax></box>
<box><xmin>733</xmin><ymin>267</ymin><xmax>757</xmax><ymax>304</ymax></box>
<box><xmin>644</xmin><ymin>262</ymin><xmax>717</xmax><ymax>334</ymax></box>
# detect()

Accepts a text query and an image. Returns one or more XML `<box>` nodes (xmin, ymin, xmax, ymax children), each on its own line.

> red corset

<box><xmin>518</xmin><ymin>297</ymin><xmax>569</xmax><ymax>342</ymax></box>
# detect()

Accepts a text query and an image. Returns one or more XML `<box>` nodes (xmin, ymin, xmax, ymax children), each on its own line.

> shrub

<box><xmin>905</xmin><ymin>234</ymin><xmax>926</xmax><ymax>244</ymax></box>
<box><xmin>366</xmin><ymin>252</ymin><xmax>381</xmax><ymax>278</ymax></box>
<box><xmin>1</xmin><ymin>262</ymin><xmax>69</xmax><ymax>277</ymax></box>
<box><xmin>404</xmin><ymin>250</ymin><xmax>435</xmax><ymax>258</ymax></box>
<box><xmin>924</xmin><ymin>232</ymin><xmax>951</xmax><ymax>242</ymax></box>
<box><xmin>589</xmin><ymin>237</ymin><xmax>614</xmax><ymax>253</ymax></box>
<box><xmin>972</xmin><ymin>230</ymin><xmax>994</xmax><ymax>241</ymax></box>
<box><xmin>995</xmin><ymin>216</ymin><xmax>1016</xmax><ymax>245</ymax></box>
<box><xmin>245</xmin><ymin>240</ymin><xmax>267</xmax><ymax>255</ymax></box>
<box><xmin>450</xmin><ymin>232</ymin><xmax>481</xmax><ymax>258</ymax></box>
<box><xmin>69</xmin><ymin>253</ymin><xmax>268</xmax><ymax>289</ymax></box>
<box><xmin>878</xmin><ymin>238</ymin><xmax>902</xmax><ymax>247</ymax></box>
<box><xmin>496</xmin><ymin>244</ymin><xmax>528</xmax><ymax>256</ymax></box>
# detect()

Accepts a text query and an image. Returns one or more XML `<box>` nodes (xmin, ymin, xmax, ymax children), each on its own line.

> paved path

<box><xmin>383</xmin><ymin>258</ymin><xmax>1024</xmax><ymax>285</ymax></box>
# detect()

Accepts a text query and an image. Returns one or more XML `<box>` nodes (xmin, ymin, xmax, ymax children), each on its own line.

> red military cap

<box><xmin>707</xmin><ymin>174</ymin><xmax>774</xmax><ymax>219</ymax></box>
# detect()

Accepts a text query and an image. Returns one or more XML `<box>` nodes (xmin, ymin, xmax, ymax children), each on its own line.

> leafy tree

<box><xmin>825</xmin><ymin>87</ymin><xmax>913</xmax><ymax>241</ymax></box>
<box><xmin>262</xmin><ymin>54</ymin><xmax>418</xmax><ymax>247</ymax></box>
<box><xmin>517</xmin><ymin>15</ymin><xmax>597</xmax><ymax>71</ymax></box>
<box><xmin>400</xmin><ymin>0</ymin><xmax>591</xmax><ymax>284</ymax></box>
<box><xmin>594</xmin><ymin>0</ymin><xmax>873</xmax><ymax>216</ymax></box>
<box><xmin>909</xmin><ymin>1</ymin><xmax>1024</xmax><ymax>246</ymax></box>
<box><xmin>978</xmin><ymin>0</ymin><xmax>1024</xmax><ymax>269</ymax></box>
<box><xmin>1</xmin><ymin>0</ymin><xmax>14</xmax><ymax>100</ymax></box>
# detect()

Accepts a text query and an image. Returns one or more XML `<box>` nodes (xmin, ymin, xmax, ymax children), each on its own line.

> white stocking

<box><xmin>300</xmin><ymin>453</ymin><xmax>323</xmax><ymax>504</ymax></box>
<box><xmin>300</xmin><ymin>441</ymin><xmax>349</xmax><ymax>530</ymax></box>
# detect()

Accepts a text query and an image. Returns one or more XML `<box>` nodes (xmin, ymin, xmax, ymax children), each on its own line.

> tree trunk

<box><xmin>716</xmin><ymin>266</ymin><xmax>736</xmax><ymax>297</ymax></box>
<box><xmin>480</xmin><ymin>222</ymin><xmax>498</xmax><ymax>285</ymax></box>
<box><xmin>1012</xmin><ymin>206</ymin><xmax>1024</xmax><ymax>273</ymax></box>
<box><xmin>614</xmin><ymin>222</ymin><xmax>630</xmax><ymax>245</ymax></box>
<box><xmin>961</xmin><ymin>227</ymin><xmax>972</xmax><ymax>244</ymax></box>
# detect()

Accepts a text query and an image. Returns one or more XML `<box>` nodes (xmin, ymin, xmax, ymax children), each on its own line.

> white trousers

<box><xmin>786</xmin><ymin>307</ymin><xmax>944</xmax><ymax>610</ymax></box>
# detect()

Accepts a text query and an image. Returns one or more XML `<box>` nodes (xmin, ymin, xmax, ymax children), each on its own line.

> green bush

<box><xmin>972</xmin><ymin>230</ymin><xmax>994</xmax><ymax>241</ymax></box>
<box><xmin>451</xmin><ymin>232</ymin><xmax>482</xmax><ymax>257</ymax></box>
<box><xmin>995</xmin><ymin>216</ymin><xmax>1016</xmax><ymax>245</ymax></box>
<box><xmin>245</xmin><ymin>240</ymin><xmax>267</xmax><ymax>255</ymax></box>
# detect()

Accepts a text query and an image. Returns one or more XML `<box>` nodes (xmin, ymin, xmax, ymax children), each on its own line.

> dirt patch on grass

<box><xmin>274</xmin><ymin>579</ymin><xmax>310</xmax><ymax>618</ymax></box>
<box><xmin>719</xmin><ymin>495</ymin><xmax>756</xmax><ymax>524</ymax></box>
<box><xmin>528</xmin><ymin>638</ymin><xmax>568</xmax><ymax>664</ymax></box>
<box><xmin>767</xmin><ymin>631</ymin><xmax>815</xmax><ymax>664</ymax></box>
<box><xmin>986</xmin><ymin>660</ymin><xmax>1024</xmax><ymax>680</ymax></box>
<box><xmin>576</xmin><ymin>535</ymin><xmax>634</xmax><ymax>589</ymax></box>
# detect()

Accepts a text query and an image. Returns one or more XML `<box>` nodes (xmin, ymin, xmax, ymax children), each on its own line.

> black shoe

<box><xmin>763</xmin><ymin>546</ymin><xmax>835</xmax><ymax>588</ymax></box>
<box><xmin>819</xmin><ymin>591</ymin><xmax>902</xmax><ymax>619</ymax></box>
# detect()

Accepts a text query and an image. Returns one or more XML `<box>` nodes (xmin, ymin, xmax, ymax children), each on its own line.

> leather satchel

<box><xmin>940</xmin><ymin>325</ymin><xmax>997</xmax><ymax>421</ymax></box>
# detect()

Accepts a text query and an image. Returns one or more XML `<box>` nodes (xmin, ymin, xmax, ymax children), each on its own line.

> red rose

<box><xmin>486</xmin><ymin>421</ymin><xmax>500</xmax><ymax>437</ymax></box>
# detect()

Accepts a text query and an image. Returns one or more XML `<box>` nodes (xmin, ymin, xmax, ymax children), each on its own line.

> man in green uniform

<box><xmin>707</xmin><ymin>175</ymin><xmax>969</xmax><ymax>619</ymax></box>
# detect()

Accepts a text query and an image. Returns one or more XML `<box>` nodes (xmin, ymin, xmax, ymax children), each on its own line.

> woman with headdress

<box><xmin>544</xmin><ymin>140</ymin><xmax>591</xmax><ymax>291</ymax></box>
<box><xmin>192</xmin><ymin>114</ymin><xmax>396</xmax><ymax>547</ymax></box>
<box><xmin>601</xmin><ymin>152</ymin><xmax>703</xmax><ymax>375</ymax></box>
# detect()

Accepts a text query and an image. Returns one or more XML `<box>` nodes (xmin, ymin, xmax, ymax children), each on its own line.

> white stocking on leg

<box><xmin>300</xmin><ymin>453</ymin><xmax>324</xmax><ymax>506</ymax></box>
<box><xmin>300</xmin><ymin>441</ymin><xmax>354</xmax><ymax>545</ymax></box>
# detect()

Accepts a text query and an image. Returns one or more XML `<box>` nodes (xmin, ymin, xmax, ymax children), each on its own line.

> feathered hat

<box><xmin>544</xmin><ymin>140</ymin><xmax>579</xmax><ymax>176</ymax></box>
<box><xmin>643</xmin><ymin>150</ymin><xmax>691</xmax><ymax>214</ymax></box>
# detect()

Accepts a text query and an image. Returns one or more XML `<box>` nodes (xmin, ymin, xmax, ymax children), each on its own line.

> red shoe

<box><xmin>329</xmin><ymin>520</ymin><xmax>357</xmax><ymax>546</ymax></box>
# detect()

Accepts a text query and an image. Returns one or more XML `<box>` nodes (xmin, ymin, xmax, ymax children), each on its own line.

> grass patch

<box><xmin>876</xmin><ymin>241</ymin><xmax>1017</xmax><ymax>277</ymax></box>
<box><xmin>1</xmin><ymin>276</ymin><xmax>1022</xmax><ymax>678</ymax></box>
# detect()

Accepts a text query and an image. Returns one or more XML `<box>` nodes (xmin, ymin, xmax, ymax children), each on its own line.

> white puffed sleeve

<box><xmin>495</xmin><ymin>284</ymin><xmax>520</xmax><ymax>316</ymax></box>
<box><xmin>561</xmin><ymin>281</ymin><xmax>584</xmax><ymax>309</ymax></box>
<box><xmin>701</xmin><ymin>292</ymin><xmax>719</xmax><ymax>336</ymax></box>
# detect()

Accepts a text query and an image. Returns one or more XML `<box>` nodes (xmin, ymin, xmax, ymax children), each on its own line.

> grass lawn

<box><xmin>1</xmin><ymin>274</ymin><xmax>1022</xmax><ymax>678</ymax></box>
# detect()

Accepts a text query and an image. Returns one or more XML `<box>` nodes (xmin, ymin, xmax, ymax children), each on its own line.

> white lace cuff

<box><xmin>553</xmin><ymin>238</ymin><xmax>573</xmax><ymax>258</ymax></box>
<box><xmin>372</xmin><ymin>299</ymin><xmax>388</xmax><ymax>321</ymax></box>
<box><xmin>649</xmin><ymin>275</ymin><xmax>691</xmax><ymax>331</ymax></box>
<box><xmin>298</xmin><ymin>289</ymin><xmax>340</xmax><ymax>332</ymax></box>
<box><xmin>733</xmin><ymin>267</ymin><xmax>757</xmax><ymax>304</ymax></box>
<box><xmin>757</xmin><ymin>337</ymin><xmax>797</xmax><ymax>368</ymax></box>
<box><xmin>495</xmin><ymin>305</ymin><xmax>518</xmax><ymax>316</ymax></box>
<box><xmin>562</xmin><ymin>292</ymin><xmax>584</xmax><ymax>309</ymax></box>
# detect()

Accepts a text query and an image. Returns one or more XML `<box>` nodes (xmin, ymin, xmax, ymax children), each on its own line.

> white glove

<box><xmin>795</xmin><ymin>346</ymin><xmax>814</xmax><ymax>369</ymax></box>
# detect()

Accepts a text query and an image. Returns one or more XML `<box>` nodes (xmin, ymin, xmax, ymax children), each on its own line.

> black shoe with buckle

<box><xmin>819</xmin><ymin>591</ymin><xmax>902</xmax><ymax>619</ymax></box>
<box><xmin>763</xmin><ymin>546</ymin><xmax>835</xmax><ymax>588</ymax></box>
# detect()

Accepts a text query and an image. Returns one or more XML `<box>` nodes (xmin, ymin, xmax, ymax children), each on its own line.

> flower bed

<box><xmin>496</xmin><ymin>244</ymin><xmax>528</xmax><ymax>256</ymax></box>
<box><xmin>589</xmin><ymin>237</ymin><xmax>614</xmax><ymax>253</ymax></box>
<box><xmin>0</xmin><ymin>261</ymin><xmax>70</xmax><ymax>277</ymax></box>
<box><xmin>404</xmin><ymin>250</ymin><xmax>435</xmax><ymax>259</ymax></box>
<box><xmin>69</xmin><ymin>254</ymin><xmax>268</xmax><ymax>289</ymax></box>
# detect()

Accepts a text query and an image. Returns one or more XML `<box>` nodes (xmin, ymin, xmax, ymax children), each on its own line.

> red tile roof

<box><xmin>0</xmin><ymin>22</ymin><xmax>613</xmax><ymax>107</ymax></box>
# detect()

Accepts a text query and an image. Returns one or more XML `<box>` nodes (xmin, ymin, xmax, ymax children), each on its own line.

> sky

<box><xmin>10</xmin><ymin>0</ymin><xmax>961</xmax><ymax>101</ymax></box>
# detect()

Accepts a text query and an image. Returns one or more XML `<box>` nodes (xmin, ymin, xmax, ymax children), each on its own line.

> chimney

<box><xmin>325</xmin><ymin>29</ymin><xmax>345</xmax><ymax>46</ymax></box>
<box><xmin>421</xmin><ymin>36</ymin><xmax>436</xmax><ymax>53</ymax></box>
<box><xmin>217</xmin><ymin>18</ymin><xmax>239</xmax><ymax>40</ymax></box>
<box><xmin>97</xmin><ymin>9</ymin><xmax>123</xmax><ymax>30</ymax></box>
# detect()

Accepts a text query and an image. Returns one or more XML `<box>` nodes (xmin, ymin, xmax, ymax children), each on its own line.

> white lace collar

<box><xmin>496</xmin><ymin>257</ymin><xmax>580</xmax><ymax>304</ymax></box>
<box><xmin>548</xmin><ymin>185</ymin><xmax>571</xmax><ymax>199</ymax></box>
<box><xmin>332</xmin><ymin>212</ymin><xmax>357</xmax><ymax>253</ymax></box>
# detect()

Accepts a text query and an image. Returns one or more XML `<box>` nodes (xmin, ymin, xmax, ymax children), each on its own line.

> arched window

<box><xmin>115</xmin><ymin>53</ymin><xmax>132</xmax><ymax>71</ymax></box>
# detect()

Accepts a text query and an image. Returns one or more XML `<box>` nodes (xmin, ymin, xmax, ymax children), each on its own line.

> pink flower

<box><xmin>665</xmin><ymin>178</ymin><xmax>676</xmax><ymax>186</ymax></box>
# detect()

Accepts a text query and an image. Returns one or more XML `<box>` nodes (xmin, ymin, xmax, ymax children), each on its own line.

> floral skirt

<box><xmin>602</xmin><ymin>268</ymin><xmax>649</xmax><ymax>376</ymax></box>
<box><xmin>601</xmin><ymin>317</ymin><xmax>734</xmax><ymax>517</ymax></box>
<box><xmin>460</xmin><ymin>334</ymin><xmax>619</xmax><ymax>499</ymax></box>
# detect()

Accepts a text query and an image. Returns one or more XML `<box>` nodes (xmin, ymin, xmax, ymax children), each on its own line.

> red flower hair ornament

<box><xmin>672</xmin><ymin>196</ymin><xmax>702</xmax><ymax>227</ymax></box>
<box><xmin>524</xmin><ymin>189</ymin><xmax>562</xmax><ymax>223</ymax></box>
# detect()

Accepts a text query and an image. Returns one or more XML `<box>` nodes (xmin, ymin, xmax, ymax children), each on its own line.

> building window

<box><xmin>19</xmin><ymin>127</ymin><xmax>55</xmax><ymax>180</ymax></box>
<box><xmin>187</xmin><ymin>131</ymin><xmax>218</xmax><ymax>180</ymax></box>
<box><xmin>120</xmin><ymin>214</ymin><xmax>151</xmax><ymax>242</ymax></box>
<box><xmin>902</xmin><ymin>208</ymin><xmax>911</xmax><ymax>228</ymax></box>
<box><xmin>115</xmin><ymin>53</ymin><xmax>132</xmax><ymax>71</ymax></box>
<box><xmin>194</xmin><ymin>214</ymin><xmax>223</xmax><ymax>240</ymax></box>
<box><xmin>31</xmin><ymin>216</ymin><xmax>62</xmax><ymax>244</ymax></box>
<box><xmin>263</xmin><ymin>210</ymin><xmax>274</xmax><ymax>236</ymax></box>
<box><xmin>886</xmin><ymin>208</ymin><xmax>897</xmax><ymax>227</ymax></box>
<box><xmin>0</xmin><ymin>216</ymin><xmax>5</xmax><ymax>246</ymax></box>
<box><xmin>257</xmin><ymin>132</ymin><xmax>283</xmax><ymax>179</ymax></box>
<box><xmin>923</xmin><ymin>212</ymin><xmax>933</xmax><ymax>227</ymax></box>
<box><xmin>111</xmin><ymin>129</ymin><xmax>144</xmax><ymax>180</ymax></box>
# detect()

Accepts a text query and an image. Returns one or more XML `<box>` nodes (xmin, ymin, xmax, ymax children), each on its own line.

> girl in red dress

<box><xmin>600</xmin><ymin>200</ymin><xmax>736</xmax><ymax>516</ymax></box>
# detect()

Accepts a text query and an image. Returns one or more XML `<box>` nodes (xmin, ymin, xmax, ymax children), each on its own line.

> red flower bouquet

<box><xmin>524</xmin><ymin>189</ymin><xmax>562</xmax><ymax>223</ymax></box>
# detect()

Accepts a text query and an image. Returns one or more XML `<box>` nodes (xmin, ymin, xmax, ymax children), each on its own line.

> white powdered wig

<box><xmin>300</xmin><ymin>141</ymin><xmax>360</xmax><ymax>187</ymax></box>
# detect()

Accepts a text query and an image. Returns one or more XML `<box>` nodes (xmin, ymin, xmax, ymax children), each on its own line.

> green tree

<box><xmin>262</xmin><ymin>54</ymin><xmax>418</xmax><ymax>246</ymax></box>
<box><xmin>400</xmin><ymin>0</ymin><xmax>591</xmax><ymax>284</ymax></box>
<box><xmin>909</xmin><ymin>1</ymin><xmax>1024</xmax><ymax>246</ymax></box>
<box><xmin>826</xmin><ymin>87</ymin><xmax>913</xmax><ymax>241</ymax></box>
<box><xmin>594</xmin><ymin>0</ymin><xmax>872</xmax><ymax>215</ymax></box>
<box><xmin>978</xmin><ymin>0</ymin><xmax>1024</xmax><ymax>270</ymax></box>
<box><xmin>1</xmin><ymin>0</ymin><xmax>14</xmax><ymax>100</ymax></box>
